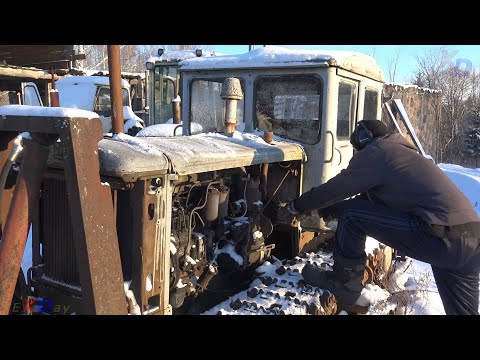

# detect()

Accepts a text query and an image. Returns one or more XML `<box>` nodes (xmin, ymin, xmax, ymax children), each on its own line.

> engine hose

<box><xmin>183</xmin><ymin>180</ymin><xmax>221</xmax><ymax>271</ymax></box>
<box><xmin>170</xmin><ymin>251</ymin><xmax>181</xmax><ymax>292</ymax></box>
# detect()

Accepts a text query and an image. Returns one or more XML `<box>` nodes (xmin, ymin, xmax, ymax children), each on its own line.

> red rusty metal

<box><xmin>0</xmin><ymin>139</ymin><xmax>49</xmax><ymax>314</ymax></box>
<box><xmin>0</xmin><ymin>133</ymin><xmax>16</xmax><ymax>236</ymax></box>
<box><xmin>263</xmin><ymin>131</ymin><xmax>273</xmax><ymax>144</ymax></box>
<box><xmin>260</xmin><ymin>131</ymin><xmax>273</xmax><ymax>199</ymax></box>
<box><xmin>130</xmin><ymin>177</ymin><xmax>172</xmax><ymax>315</ymax></box>
<box><xmin>59</xmin><ymin>117</ymin><xmax>127</xmax><ymax>314</ymax></box>
<box><xmin>225</xmin><ymin>122</ymin><xmax>236</xmax><ymax>135</ymax></box>
<box><xmin>0</xmin><ymin>114</ymin><xmax>127</xmax><ymax>314</ymax></box>
<box><xmin>107</xmin><ymin>45</ymin><xmax>124</xmax><ymax>134</ymax></box>
<box><xmin>50</xmin><ymin>67</ymin><xmax>60</xmax><ymax>107</ymax></box>
<box><xmin>166</xmin><ymin>77</ymin><xmax>181</xmax><ymax>124</ymax></box>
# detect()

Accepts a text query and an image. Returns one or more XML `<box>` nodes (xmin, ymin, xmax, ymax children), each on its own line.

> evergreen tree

<box><xmin>465</xmin><ymin>118</ymin><xmax>480</xmax><ymax>167</ymax></box>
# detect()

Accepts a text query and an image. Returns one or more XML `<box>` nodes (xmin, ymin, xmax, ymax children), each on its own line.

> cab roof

<box><xmin>180</xmin><ymin>46</ymin><xmax>384</xmax><ymax>82</ymax></box>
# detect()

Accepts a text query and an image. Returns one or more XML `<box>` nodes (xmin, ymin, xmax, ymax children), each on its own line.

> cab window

<box><xmin>94</xmin><ymin>87</ymin><xmax>129</xmax><ymax>116</ymax></box>
<box><xmin>363</xmin><ymin>89</ymin><xmax>379</xmax><ymax>120</ymax></box>
<box><xmin>337</xmin><ymin>82</ymin><xmax>357</xmax><ymax>140</ymax></box>
<box><xmin>255</xmin><ymin>75</ymin><xmax>322</xmax><ymax>144</ymax></box>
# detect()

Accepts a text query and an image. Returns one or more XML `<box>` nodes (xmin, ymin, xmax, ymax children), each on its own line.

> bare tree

<box><xmin>82</xmin><ymin>45</ymin><xmax>159</xmax><ymax>73</ymax></box>
<box><xmin>412</xmin><ymin>47</ymin><xmax>474</xmax><ymax>163</ymax></box>
<box><xmin>83</xmin><ymin>45</ymin><xmax>109</xmax><ymax>70</ymax></box>
<box><xmin>439</xmin><ymin>66</ymin><xmax>471</xmax><ymax>163</ymax></box>
<box><xmin>163</xmin><ymin>45</ymin><xmax>214</xmax><ymax>53</ymax></box>
<box><xmin>412</xmin><ymin>47</ymin><xmax>445</xmax><ymax>89</ymax></box>
<box><xmin>387</xmin><ymin>48</ymin><xmax>401</xmax><ymax>83</ymax></box>
<box><xmin>165</xmin><ymin>45</ymin><xmax>199</xmax><ymax>51</ymax></box>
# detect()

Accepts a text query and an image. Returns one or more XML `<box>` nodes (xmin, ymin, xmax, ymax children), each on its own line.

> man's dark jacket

<box><xmin>294</xmin><ymin>133</ymin><xmax>480</xmax><ymax>229</ymax></box>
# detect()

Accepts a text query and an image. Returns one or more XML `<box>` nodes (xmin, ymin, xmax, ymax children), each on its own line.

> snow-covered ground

<box><xmin>18</xmin><ymin>162</ymin><xmax>480</xmax><ymax>315</ymax></box>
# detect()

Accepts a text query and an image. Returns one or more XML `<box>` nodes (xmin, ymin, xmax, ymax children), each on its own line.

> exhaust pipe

<box><xmin>221</xmin><ymin>78</ymin><xmax>243</xmax><ymax>136</ymax></box>
<box><xmin>166</xmin><ymin>76</ymin><xmax>181</xmax><ymax>124</ymax></box>
<box><xmin>260</xmin><ymin>131</ymin><xmax>273</xmax><ymax>199</ymax></box>
<box><xmin>50</xmin><ymin>67</ymin><xmax>60</xmax><ymax>107</ymax></box>
<box><xmin>107</xmin><ymin>45</ymin><xmax>124</xmax><ymax>134</ymax></box>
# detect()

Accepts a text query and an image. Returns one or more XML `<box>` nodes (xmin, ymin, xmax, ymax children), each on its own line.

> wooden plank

<box><xmin>0</xmin><ymin>45</ymin><xmax>76</xmax><ymax>68</ymax></box>
<box><xmin>0</xmin><ymin>65</ymin><xmax>58</xmax><ymax>80</ymax></box>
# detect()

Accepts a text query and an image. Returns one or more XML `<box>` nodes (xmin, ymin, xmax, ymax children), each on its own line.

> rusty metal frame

<box><xmin>0</xmin><ymin>114</ymin><xmax>127</xmax><ymax>314</ymax></box>
<box><xmin>130</xmin><ymin>177</ymin><xmax>171</xmax><ymax>315</ymax></box>
<box><xmin>0</xmin><ymin>138</ymin><xmax>49</xmax><ymax>314</ymax></box>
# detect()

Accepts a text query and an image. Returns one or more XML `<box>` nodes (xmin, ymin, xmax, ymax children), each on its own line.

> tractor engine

<box><xmin>168</xmin><ymin>170</ymin><xmax>274</xmax><ymax>310</ymax></box>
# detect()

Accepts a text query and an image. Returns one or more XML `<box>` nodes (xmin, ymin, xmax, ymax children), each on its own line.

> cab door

<box><xmin>21</xmin><ymin>82</ymin><xmax>43</xmax><ymax>106</ymax></box>
<box><xmin>330</xmin><ymin>77</ymin><xmax>358</xmax><ymax>178</ymax></box>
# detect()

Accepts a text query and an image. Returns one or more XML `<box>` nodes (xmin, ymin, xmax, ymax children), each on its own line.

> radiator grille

<box><xmin>41</xmin><ymin>177</ymin><xmax>80</xmax><ymax>287</ymax></box>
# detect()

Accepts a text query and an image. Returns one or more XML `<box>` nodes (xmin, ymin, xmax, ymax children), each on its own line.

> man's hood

<box><xmin>376</xmin><ymin>133</ymin><xmax>417</xmax><ymax>151</ymax></box>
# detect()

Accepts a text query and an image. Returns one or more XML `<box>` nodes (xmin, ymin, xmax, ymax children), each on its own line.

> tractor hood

<box><xmin>98</xmin><ymin>132</ymin><xmax>305</xmax><ymax>181</ymax></box>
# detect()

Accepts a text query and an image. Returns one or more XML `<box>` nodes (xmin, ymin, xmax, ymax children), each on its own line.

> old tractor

<box><xmin>0</xmin><ymin>46</ymin><xmax>393</xmax><ymax>315</ymax></box>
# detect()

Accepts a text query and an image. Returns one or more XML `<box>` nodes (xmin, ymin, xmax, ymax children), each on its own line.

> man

<box><xmin>281</xmin><ymin>120</ymin><xmax>480</xmax><ymax>315</ymax></box>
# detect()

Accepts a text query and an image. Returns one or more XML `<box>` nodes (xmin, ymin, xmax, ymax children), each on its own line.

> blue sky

<box><xmin>210</xmin><ymin>45</ymin><xmax>480</xmax><ymax>84</ymax></box>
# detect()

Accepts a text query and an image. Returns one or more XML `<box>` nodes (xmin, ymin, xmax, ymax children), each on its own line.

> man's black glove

<box><xmin>277</xmin><ymin>201</ymin><xmax>302</xmax><ymax>227</ymax></box>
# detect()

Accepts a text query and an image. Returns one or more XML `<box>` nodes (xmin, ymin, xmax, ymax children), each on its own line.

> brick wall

<box><xmin>382</xmin><ymin>84</ymin><xmax>442</xmax><ymax>159</ymax></box>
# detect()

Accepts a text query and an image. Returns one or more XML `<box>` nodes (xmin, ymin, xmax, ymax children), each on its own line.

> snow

<box><xmin>438</xmin><ymin>163</ymin><xmax>480</xmax><ymax>215</ymax></box>
<box><xmin>136</xmin><ymin>123</ymin><xmax>183</xmax><ymax>137</ymax></box>
<box><xmin>112</xmin><ymin>133</ymin><xmax>165</xmax><ymax>157</ymax></box>
<box><xmin>197</xmin><ymin>130</ymin><xmax>269</xmax><ymax>146</ymax></box>
<box><xmin>124</xmin><ymin>118</ymin><xmax>142</xmax><ymax>132</ymax></box>
<box><xmin>214</xmin><ymin>243</ymin><xmax>244</xmax><ymax>266</ymax></box>
<box><xmin>147</xmin><ymin>50</ymin><xmax>215</xmax><ymax>64</ymax></box>
<box><xmin>0</xmin><ymin>105</ymin><xmax>99</xmax><ymax>120</ymax></box>
<box><xmin>180</xmin><ymin>46</ymin><xmax>382</xmax><ymax>79</ymax></box>
<box><xmin>56</xmin><ymin>75</ymin><xmax>129</xmax><ymax>88</ymax></box>
<box><xmin>82</xmin><ymin>69</ymin><xmax>145</xmax><ymax>79</ymax></box>
<box><xmin>124</xmin><ymin>281</ymin><xmax>141</xmax><ymax>315</ymax></box>
<box><xmin>20</xmin><ymin>132</ymin><xmax>32</xmax><ymax>140</ymax></box>
<box><xmin>57</xmin><ymin>81</ymin><xmax>97</xmax><ymax>111</ymax></box>
<box><xmin>358</xmin><ymin>283</ymin><xmax>391</xmax><ymax>307</ymax></box>
<box><xmin>123</xmin><ymin>105</ymin><xmax>143</xmax><ymax>123</ymax></box>
<box><xmin>123</xmin><ymin>105</ymin><xmax>145</xmax><ymax>132</ymax></box>
<box><xmin>204</xmin><ymin>252</ymin><xmax>338</xmax><ymax>315</ymax></box>
<box><xmin>146</xmin><ymin>274</ymin><xmax>153</xmax><ymax>291</ymax></box>
<box><xmin>385</xmin><ymin>82</ymin><xmax>442</xmax><ymax>94</ymax></box>
<box><xmin>386</xmin><ymin>258</ymin><xmax>446</xmax><ymax>315</ymax></box>
<box><xmin>136</xmin><ymin>122</ymin><xmax>206</xmax><ymax>137</ymax></box>
<box><xmin>185</xmin><ymin>255</ymin><xmax>197</xmax><ymax>266</ymax></box>
<box><xmin>170</xmin><ymin>239</ymin><xmax>177</xmax><ymax>255</ymax></box>
<box><xmin>365</xmin><ymin>237</ymin><xmax>381</xmax><ymax>256</ymax></box>
<box><xmin>253</xmin><ymin>231</ymin><xmax>263</xmax><ymax>240</ymax></box>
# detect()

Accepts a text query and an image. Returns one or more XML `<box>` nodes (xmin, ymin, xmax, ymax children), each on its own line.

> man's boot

<box><xmin>301</xmin><ymin>255</ymin><xmax>366</xmax><ymax>307</ymax></box>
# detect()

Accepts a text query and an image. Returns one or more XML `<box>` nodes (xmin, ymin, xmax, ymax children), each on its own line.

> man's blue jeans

<box><xmin>323</xmin><ymin>199</ymin><xmax>480</xmax><ymax>315</ymax></box>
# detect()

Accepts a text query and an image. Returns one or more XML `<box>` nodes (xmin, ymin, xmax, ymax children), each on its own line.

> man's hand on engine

<box><xmin>277</xmin><ymin>200</ymin><xmax>327</xmax><ymax>227</ymax></box>
<box><xmin>277</xmin><ymin>201</ymin><xmax>303</xmax><ymax>227</ymax></box>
